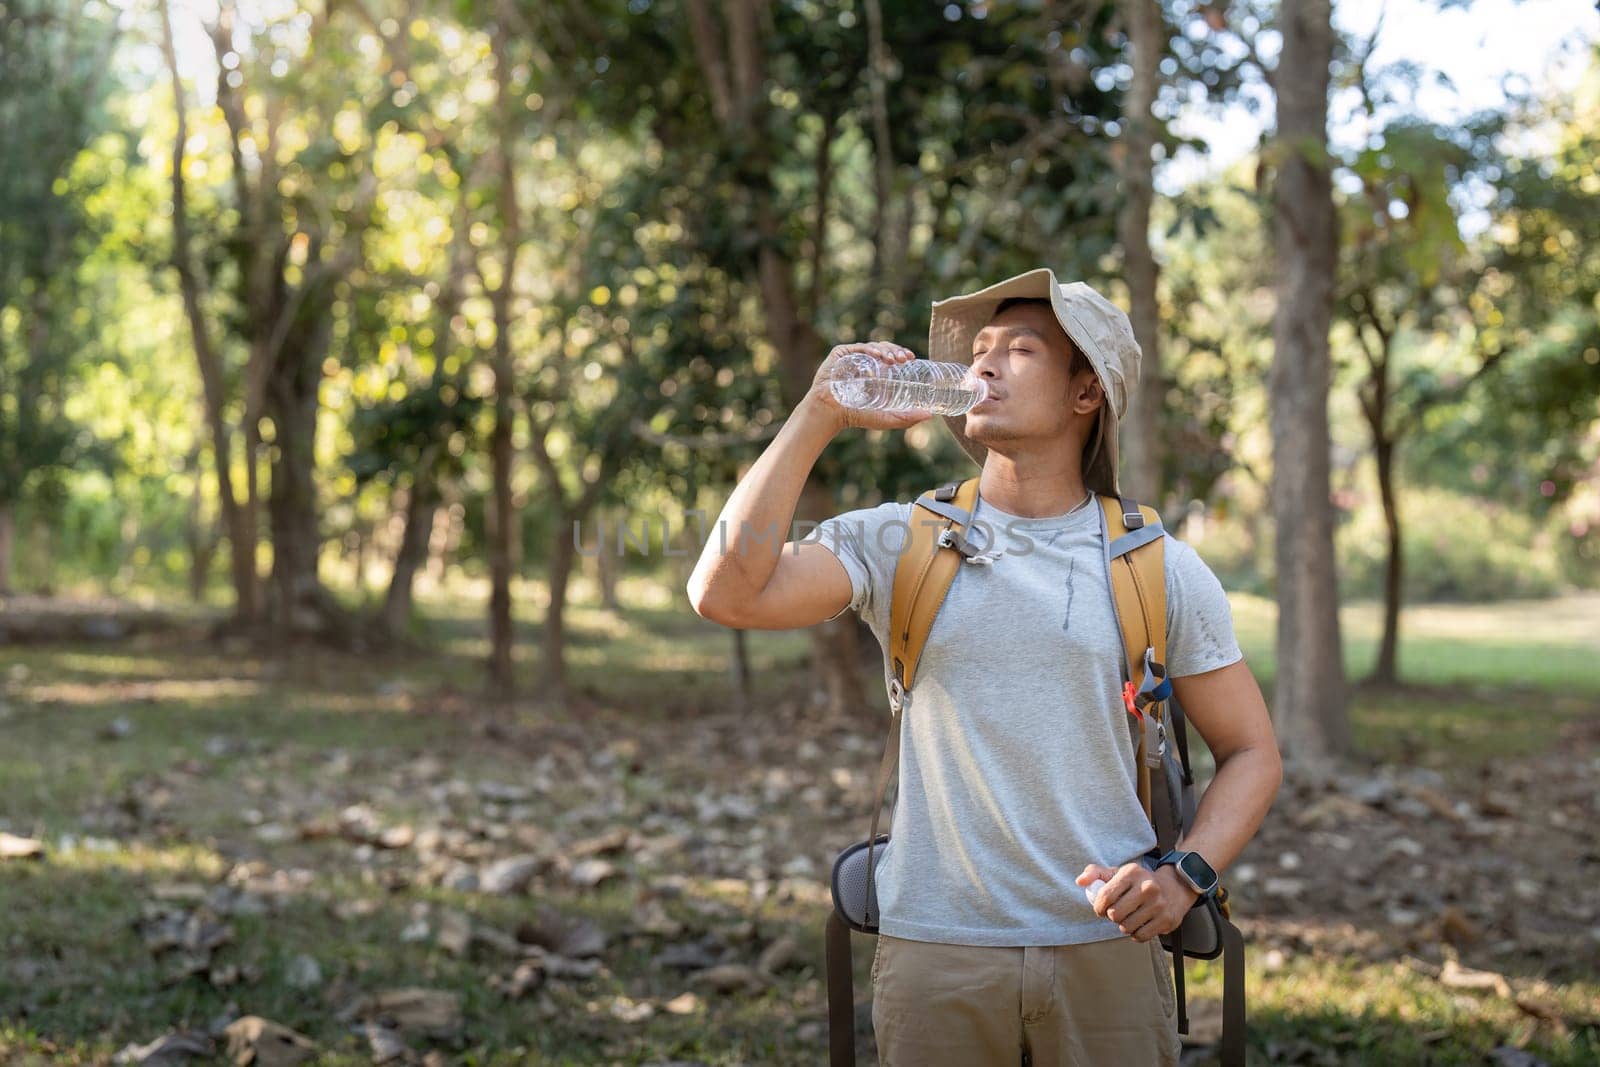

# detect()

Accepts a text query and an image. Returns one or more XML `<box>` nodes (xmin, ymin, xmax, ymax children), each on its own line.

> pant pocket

<box><xmin>871</xmin><ymin>934</ymin><xmax>887</xmax><ymax>987</ymax></box>
<box><xmin>1149</xmin><ymin>941</ymin><xmax>1177</xmax><ymax>1020</ymax></box>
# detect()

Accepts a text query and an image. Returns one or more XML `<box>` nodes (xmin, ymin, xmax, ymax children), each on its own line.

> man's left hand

<box><xmin>1075</xmin><ymin>861</ymin><xmax>1199</xmax><ymax>942</ymax></box>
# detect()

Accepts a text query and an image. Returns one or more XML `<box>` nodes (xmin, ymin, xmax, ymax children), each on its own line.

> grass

<box><xmin>1</xmin><ymin>577</ymin><xmax>1597</xmax><ymax>1063</ymax></box>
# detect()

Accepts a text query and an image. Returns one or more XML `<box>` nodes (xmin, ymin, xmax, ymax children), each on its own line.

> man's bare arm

<box><xmin>686</xmin><ymin>342</ymin><xmax>929</xmax><ymax>630</ymax></box>
<box><xmin>1168</xmin><ymin>657</ymin><xmax>1284</xmax><ymax>874</ymax></box>
<box><xmin>1078</xmin><ymin>656</ymin><xmax>1283</xmax><ymax>940</ymax></box>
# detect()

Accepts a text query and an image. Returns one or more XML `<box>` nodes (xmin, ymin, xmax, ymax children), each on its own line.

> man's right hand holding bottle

<box><xmin>802</xmin><ymin>341</ymin><xmax>933</xmax><ymax>433</ymax></box>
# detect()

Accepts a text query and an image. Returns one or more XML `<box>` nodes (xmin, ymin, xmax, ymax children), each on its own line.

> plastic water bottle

<box><xmin>827</xmin><ymin>354</ymin><xmax>989</xmax><ymax>416</ymax></box>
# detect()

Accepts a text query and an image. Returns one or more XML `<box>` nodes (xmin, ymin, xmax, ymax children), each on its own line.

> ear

<box><xmin>1071</xmin><ymin>373</ymin><xmax>1104</xmax><ymax>417</ymax></box>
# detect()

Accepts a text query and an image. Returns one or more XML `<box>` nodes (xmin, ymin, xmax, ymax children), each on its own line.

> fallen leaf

<box><xmin>756</xmin><ymin>935</ymin><xmax>799</xmax><ymax>976</ymax></box>
<box><xmin>472</xmin><ymin>922</ymin><xmax>527</xmax><ymax>958</ymax></box>
<box><xmin>349</xmin><ymin>988</ymin><xmax>462</xmax><ymax>1038</ymax></box>
<box><xmin>1513</xmin><ymin>990</ymin><xmax>1563</xmax><ymax>1022</ymax></box>
<box><xmin>631</xmin><ymin>899</ymin><xmax>683</xmax><ymax>938</ymax></box>
<box><xmin>529</xmin><ymin>948</ymin><xmax>603</xmax><ymax>980</ymax></box>
<box><xmin>113</xmin><ymin>1031</ymin><xmax>213</xmax><ymax>1064</ymax></box>
<box><xmin>0</xmin><ymin>832</ymin><xmax>44</xmax><ymax>860</ymax></box>
<box><xmin>490</xmin><ymin>959</ymin><xmax>545</xmax><ymax>999</ymax></box>
<box><xmin>377</xmin><ymin>825</ymin><xmax>415</xmax><ymax>850</ymax></box>
<box><xmin>655</xmin><ymin>940</ymin><xmax>723</xmax><ymax>971</ymax></box>
<box><xmin>435</xmin><ymin>908</ymin><xmax>473</xmax><ymax>957</ymax></box>
<box><xmin>516</xmin><ymin>910</ymin><xmax>607</xmax><ymax>959</ymax></box>
<box><xmin>569</xmin><ymin>858</ymin><xmax>620</xmax><ymax>889</ymax></box>
<box><xmin>1439</xmin><ymin>957</ymin><xmax>1512</xmax><ymax>998</ymax></box>
<box><xmin>569</xmin><ymin>826</ymin><xmax>631</xmax><ymax>858</ymax></box>
<box><xmin>691</xmin><ymin>963</ymin><xmax>768</xmax><ymax>995</ymax></box>
<box><xmin>478</xmin><ymin>854</ymin><xmax>543</xmax><ymax>895</ymax></box>
<box><xmin>284</xmin><ymin>954</ymin><xmax>322</xmax><ymax>991</ymax></box>
<box><xmin>207</xmin><ymin>962</ymin><xmax>242</xmax><ymax>989</ymax></box>
<box><xmin>607</xmin><ymin>995</ymin><xmax>655</xmax><ymax>1023</ymax></box>
<box><xmin>661</xmin><ymin>991</ymin><xmax>702</xmax><ymax>1016</ymax></box>
<box><xmin>222</xmin><ymin>1016</ymin><xmax>318</xmax><ymax>1067</ymax></box>
<box><xmin>361</xmin><ymin>1023</ymin><xmax>409</xmax><ymax>1064</ymax></box>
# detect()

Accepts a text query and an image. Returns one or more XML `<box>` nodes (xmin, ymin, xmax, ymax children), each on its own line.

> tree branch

<box><xmin>684</xmin><ymin>0</ymin><xmax>734</xmax><ymax>129</ymax></box>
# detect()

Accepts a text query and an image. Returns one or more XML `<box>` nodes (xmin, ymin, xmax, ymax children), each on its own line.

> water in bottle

<box><xmin>827</xmin><ymin>354</ymin><xmax>989</xmax><ymax>416</ymax></box>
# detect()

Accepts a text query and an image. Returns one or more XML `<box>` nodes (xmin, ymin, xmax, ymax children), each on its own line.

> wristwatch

<box><xmin>1156</xmin><ymin>849</ymin><xmax>1219</xmax><ymax>899</ymax></box>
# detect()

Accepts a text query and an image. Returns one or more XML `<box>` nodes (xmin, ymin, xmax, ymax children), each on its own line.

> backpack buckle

<box><xmin>937</xmin><ymin>526</ymin><xmax>1002</xmax><ymax>565</ymax></box>
<box><xmin>1138</xmin><ymin>648</ymin><xmax>1173</xmax><ymax>703</ymax></box>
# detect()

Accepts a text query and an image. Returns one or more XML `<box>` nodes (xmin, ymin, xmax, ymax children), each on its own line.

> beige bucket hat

<box><xmin>928</xmin><ymin>267</ymin><xmax>1143</xmax><ymax>498</ymax></box>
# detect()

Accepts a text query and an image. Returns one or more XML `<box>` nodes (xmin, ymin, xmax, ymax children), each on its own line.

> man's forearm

<box><xmin>1174</xmin><ymin>745</ymin><xmax>1282</xmax><ymax>875</ymax></box>
<box><xmin>686</xmin><ymin>398</ymin><xmax>838</xmax><ymax>610</ymax></box>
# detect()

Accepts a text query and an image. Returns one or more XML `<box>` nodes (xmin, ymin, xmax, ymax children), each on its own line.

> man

<box><xmin>687</xmin><ymin>268</ymin><xmax>1282</xmax><ymax>1065</ymax></box>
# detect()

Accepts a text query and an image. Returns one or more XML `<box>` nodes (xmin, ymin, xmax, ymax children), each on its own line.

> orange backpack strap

<box><xmin>1099</xmin><ymin>495</ymin><xmax>1170</xmax><ymax>828</ymax></box>
<box><xmin>887</xmin><ymin>476</ymin><xmax>981</xmax><ymax>709</ymax></box>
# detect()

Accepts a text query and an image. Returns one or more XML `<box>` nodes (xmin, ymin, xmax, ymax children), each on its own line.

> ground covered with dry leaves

<box><xmin>0</xmin><ymin>591</ymin><xmax>1597</xmax><ymax>1065</ymax></box>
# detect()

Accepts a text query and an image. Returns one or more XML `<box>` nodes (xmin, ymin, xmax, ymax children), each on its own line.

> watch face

<box><xmin>1179</xmin><ymin>852</ymin><xmax>1218</xmax><ymax>891</ymax></box>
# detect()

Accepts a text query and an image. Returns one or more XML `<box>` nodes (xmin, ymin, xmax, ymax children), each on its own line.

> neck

<box><xmin>977</xmin><ymin>440</ymin><xmax>1090</xmax><ymax>518</ymax></box>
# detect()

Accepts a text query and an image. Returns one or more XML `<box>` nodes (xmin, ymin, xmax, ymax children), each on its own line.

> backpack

<box><xmin>824</xmin><ymin>476</ymin><xmax>1247</xmax><ymax>1066</ymax></box>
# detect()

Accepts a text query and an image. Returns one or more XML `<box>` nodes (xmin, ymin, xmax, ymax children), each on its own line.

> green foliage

<box><xmin>0</xmin><ymin>2</ymin><xmax>1595</xmax><ymax>616</ymax></box>
<box><xmin>1336</xmin><ymin>485</ymin><xmax>1567</xmax><ymax>603</ymax></box>
<box><xmin>1404</xmin><ymin>53</ymin><xmax>1600</xmax><ymax>512</ymax></box>
<box><xmin>0</xmin><ymin>0</ymin><xmax>122</xmax><ymax>509</ymax></box>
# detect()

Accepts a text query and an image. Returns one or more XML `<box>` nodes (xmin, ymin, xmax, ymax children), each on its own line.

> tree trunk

<box><xmin>729</xmin><ymin>627</ymin><xmax>752</xmax><ymax>714</ymax></box>
<box><xmin>594</xmin><ymin>517</ymin><xmax>622</xmax><ymax>610</ymax></box>
<box><xmin>159</xmin><ymin>0</ymin><xmax>257</xmax><ymax>623</ymax></box>
<box><xmin>381</xmin><ymin>479</ymin><xmax>436</xmax><ymax>640</ymax></box>
<box><xmin>0</xmin><ymin>502</ymin><xmax>13</xmax><ymax>596</ymax></box>
<box><xmin>689</xmin><ymin>0</ymin><xmax>866</xmax><ymax>718</ymax></box>
<box><xmin>1116</xmin><ymin>0</ymin><xmax>1164</xmax><ymax>505</ymax></box>
<box><xmin>863</xmin><ymin>0</ymin><xmax>905</xmax><ymax>315</ymax></box>
<box><xmin>1372</xmin><ymin>435</ymin><xmax>1402</xmax><ymax>684</ymax></box>
<box><xmin>264</xmin><ymin>330</ymin><xmax>331</xmax><ymax>635</ymax></box>
<box><xmin>486</xmin><ymin>6</ymin><xmax>520</xmax><ymax>698</ymax></box>
<box><xmin>1269</xmin><ymin>0</ymin><xmax>1349</xmax><ymax>764</ymax></box>
<box><xmin>362</xmin><ymin>523</ymin><xmax>375</xmax><ymax>591</ymax></box>
<box><xmin>800</xmin><ymin>480</ymin><xmax>868</xmax><ymax>715</ymax></box>
<box><xmin>185</xmin><ymin>462</ymin><xmax>219</xmax><ymax>603</ymax></box>
<box><xmin>543</xmin><ymin>513</ymin><xmax>577</xmax><ymax>702</ymax></box>
<box><xmin>430</xmin><ymin>501</ymin><xmax>460</xmax><ymax>584</ymax></box>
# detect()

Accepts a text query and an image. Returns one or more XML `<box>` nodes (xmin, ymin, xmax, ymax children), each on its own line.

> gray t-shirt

<box><xmin>815</xmin><ymin>490</ymin><xmax>1243</xmax><ymax>947</ymax></box>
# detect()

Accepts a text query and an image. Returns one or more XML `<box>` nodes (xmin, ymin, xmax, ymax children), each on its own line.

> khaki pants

<box><xmin>870</xmin><ymin>933</ymin><xmax>1182</xmax><ymax>1066</ymax></box>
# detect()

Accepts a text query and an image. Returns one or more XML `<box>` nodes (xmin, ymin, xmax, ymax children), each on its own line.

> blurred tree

<box><xmin>1268</xmin><ymin>0</ymin><xmax>1349</xmax><ymax>762</ymax></box>
<box><xmin>1411</xmin><ymin>50</ymin><xmax>1600</xmax><ymax>511</ymax></box>
<box><xmin>483</xmin><ymin>0</ymin><xmax>521</xmax><ymax>697</ymax></box>
<box><xmin>158</xmin><ymin>0</ymin><xmax>258</xmax><ymax>620</ymax></box>
<box><xmin>1156</xmin><ymin>166</ymin><xmax>1275</xmax><ymax>526</ymax></box>
<box><xmin>1332</xmin><ymin>33</ymin><xmax>1510</xmax><ymax>681</ymax></box>
<box><xmin>160</xmin><ymin>0</ymin><xmax>388</xmax><ymax>639</ymax></box>
<box><xmin>1115</xmin><ymin>0</ymin><xmax>1168</xmax><ymax>505</ymax></box>
<box><xmin>345</xmin><ymin>209</ymin><xmax>481</xmax><ymax>642</ymax></box>
<box><xmin>561</xmin><ymin>0</ymin><xmax>1131</xmax><ymax>715</ymax></box>
<box><xmin>0</xmin><ymin>0</ymin><xmax>120</xmax><ymax>594</ymax></box>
